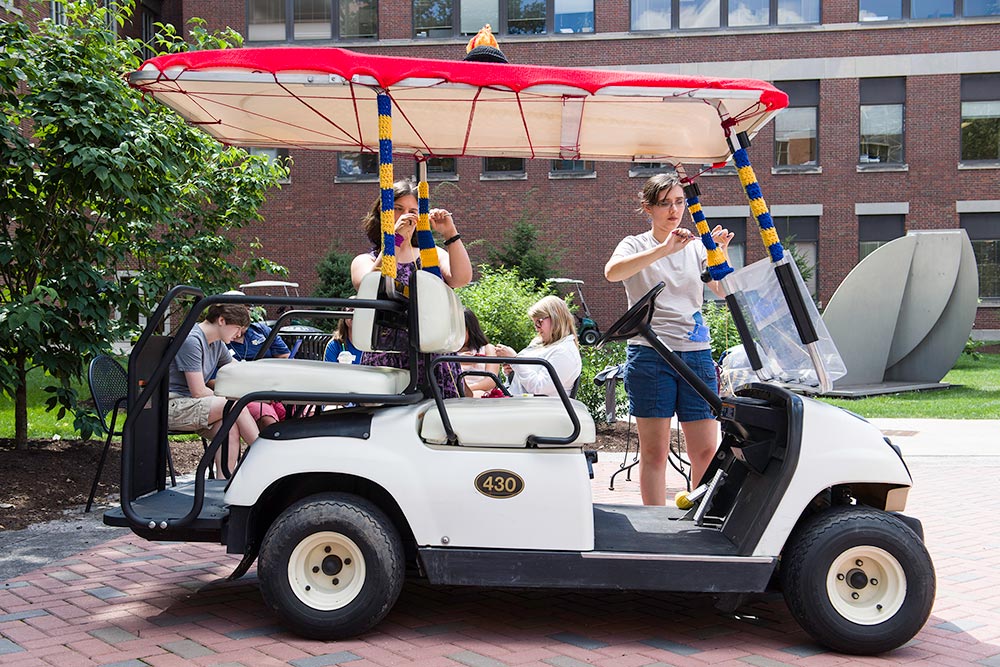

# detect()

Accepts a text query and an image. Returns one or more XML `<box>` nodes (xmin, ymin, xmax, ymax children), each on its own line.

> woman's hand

<box><xmin>493</xmin><ymin>343</ymin><xmax>516</xmax><ymax>358</ymax></box>
<box><xmin>429</xmin><ymin>208</ymin><xmax>458</xmax><ymax>238</ymax></box>
<box><xmin>659</xmin><ymin>227</ymin><xmax>695</xmax><ymax>257</ymax></box>
<box><xmin>711</xmin><ymin>225</ymin><xmax>735</xmax><ymax>252</ymax></box>
<box><xmin>395</xmin><ymin>213</ymin><xmax>418</xmax><ymax>244</ymax></box>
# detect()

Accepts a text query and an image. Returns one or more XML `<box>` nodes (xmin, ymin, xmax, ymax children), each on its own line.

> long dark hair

<box><xmin>362</xmin><ymin>179</ymin><xmax>419</xmax><ymax>249</ymax></box>
<box><xmin>463</xmin><ymin>308</ymin><xmax>490</xmax><ymax>350</ymax></box>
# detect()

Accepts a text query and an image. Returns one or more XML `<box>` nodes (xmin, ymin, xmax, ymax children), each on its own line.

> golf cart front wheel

<box><xmin>580</xmin><ymin>329</ymin><xmax>601</xmax><ymax>346</ymax></box>
<box><xmin>258</xmin><ymin>493</ymin><xmax>404</xmax><ymax>640</ymax></box>
<box><xmin>780</xmin><ymin>506</ymin><xmax>935</xmax><ymax>655</ymax></box>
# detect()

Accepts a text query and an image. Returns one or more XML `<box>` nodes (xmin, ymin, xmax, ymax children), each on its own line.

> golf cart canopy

<box><xmin>131</xmin><ymin>48</ymin><xmax>787</xmax><ymax>165</ymax></box>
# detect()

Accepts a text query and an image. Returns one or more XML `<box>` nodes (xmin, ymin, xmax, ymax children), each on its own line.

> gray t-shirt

<box><xmin>168</xmin><ymin>325</ymin><xmax>232</xmax><ymax>396</ymax></box>
<box><xmin>611</xmin><ymin>230</ymin><xmax>711</xmax><ymax>352</ymax></box>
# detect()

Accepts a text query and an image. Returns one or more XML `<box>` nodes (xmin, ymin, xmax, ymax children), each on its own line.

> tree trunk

<box><xmin>14</xmin><ymin>355</ymin><xmax>28</xmax><ymax>450</ymax></box>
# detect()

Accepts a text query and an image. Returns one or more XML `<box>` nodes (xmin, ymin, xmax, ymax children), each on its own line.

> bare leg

<box><xmin>206</xmin><ymin>399</ymin><xmax>259</xmax><ymax>478</ymax></box>
<box><xmin>635</xmin><ymin>416</ymin><xmax>673</xmax><ymax>506</ymax></box>
<box><xmin>680</xmin><ymin>418</ymin><xmax>719</xmax><ymax>487</ymax></box>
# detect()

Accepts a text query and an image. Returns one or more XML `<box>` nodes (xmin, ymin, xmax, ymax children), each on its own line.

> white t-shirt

<box><xmin>508</xmin><ymin>335</ymin><xmax>582</xmax><ymax>396</ymax></box>
<box><xmin>611</xmin><ymin>230</ymin><xmax>711</xmax><ymax>352</ymax></box>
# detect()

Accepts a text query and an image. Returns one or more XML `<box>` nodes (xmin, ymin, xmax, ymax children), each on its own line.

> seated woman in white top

<box><xmin>495</xmin><ymin>295</ymin><xmax>582</xmax><ymax>397</ymax></box>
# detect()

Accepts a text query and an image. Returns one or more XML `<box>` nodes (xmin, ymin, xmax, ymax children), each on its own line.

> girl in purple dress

<box><xmin>350</xmin><ymin>180</ymin><xmax>474</xmax><ymax>398</ymax></box>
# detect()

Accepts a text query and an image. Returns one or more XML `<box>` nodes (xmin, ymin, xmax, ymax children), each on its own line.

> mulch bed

<box><xmin>0</xmin><ymin>420</ymin><xmax>683</xmax><ymax>532</ymax></box>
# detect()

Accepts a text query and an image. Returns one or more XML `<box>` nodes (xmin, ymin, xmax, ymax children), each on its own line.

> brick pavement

<box><xmin>2</xmin><ymin>452</ymin><xmax>999</xmax><ymax>666</ymax></box>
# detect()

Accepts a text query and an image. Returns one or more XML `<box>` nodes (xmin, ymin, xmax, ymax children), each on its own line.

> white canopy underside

<box><xmin>132</xmin><ymin>70</ymin><xmax>780</xmax><ymax>164</ymax></box>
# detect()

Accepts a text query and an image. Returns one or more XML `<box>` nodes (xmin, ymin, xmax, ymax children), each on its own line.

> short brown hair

<box><xmin>637</xmin><ymin>172</ymin><xmax>683</xmax><ymax>214</ymax></box>
<box><xmin>204</xmin><ymin>303</ymin><xmax>250</xmax><ymax>327</ymax></box>
<box><xmin>362</xmin><ymin>179</ymin><xmax>419</xmax><ymax>248</ymax></box>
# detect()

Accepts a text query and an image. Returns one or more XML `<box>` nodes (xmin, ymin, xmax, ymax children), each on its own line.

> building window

<box><xmin>249</xmin><ymin>148</ymin><xmax>292</xmax><ymax>183</ymax></box>
<box><xmin>50</xmin><ymin>0</ymin><xmax>66</xmax><ymax>24</ymax></box>
<box><xmin>858</xmin><ymin>214</ymin><xmax>904</xmax><ymax>262</ymax></box>
<box><xmin>549</xmin><ymin>159</ymin><xmax>596</xmax><ymax>178</ymax></box>
<box><xmin>961</xmin><ymin>73</ymin><xmax>1000</xmax><ymax>163</ymax></box>
<box><xmin>859</xmin><ymin>1</ymin><xmax>997</xmax><ymax>18</ymax></box>
<box><xmin>961</xmin><ymin>212</ymin><xmax>1000</xmax><ymax>299</ymax></box>
<box><xmin>249</xmin><ymin>0</ymin><xmax>376</xmax><ymax>42</ymax></box>
<box><xmin>860</xmin><ymin>77</ymin><xmax>905</xmax><ymax>165</ymax></box>
<box><xmin>422</xmin><ymin>157</ymin><xmax>458</xmax><ymax>179</ymax></box>
<box><xmin>415</xmin><ymin>0</ymin><xmax>593</xmax><ymax>36</ymax></box>
<box><xmin>483</xmin><ymin>157</ymin><xmax>526</xmax><ymax>175</ymax></box>
<box><xmin>337</xmin><ymin>152</ymin><xmax>379</xmax><ymax>179</ymax></box>
<box><xmin>774</xmin><ymin>80</ymin><xmax>819</xmax><ymax>168</ymax></box>
<box><xmin>704</xmin><ymin>217</ymin><xmax>746</xmax><ymax>301</ymax></box>
<box><xmin>965</xmin><ymin>0</ymin><xmax>1000</xmax><ymax>16</ymax></box>
<box><xmin>631</xmin><ymin>0</ymin><xmax>817</xmax><ymax>30</ymax></box>
<box><xmin>772</xmin><ymin>216</ymin><xmax>818</xmax><ymax>298</ymax></box>
<box><xmin>629</xmin><ymin>161</ymin><xmax>675</xmax><ymax>177</ymax></box>
<box><xmin>141</xmin><ymin>10</ymin><xmax>156</xmax><ymax>59</ymax></box>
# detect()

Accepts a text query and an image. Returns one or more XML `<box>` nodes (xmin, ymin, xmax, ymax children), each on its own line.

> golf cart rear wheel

<box><xmin>580</xmin><ymin>329</ymin><xmax>601</xmax><ymax>346</ymax></box>
<box><xmin>258</xmin><ymin>493</ymin><xmax>404</xmax><ymax>640</ymax></box>
<box><xmin>780</xmin><ymin>506</ymin><xmax>934</xmax><ymax>655</ymax></box>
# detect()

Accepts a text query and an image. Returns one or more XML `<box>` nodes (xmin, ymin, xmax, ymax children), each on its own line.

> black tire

<box><xmin>780</xmin><ymin>506</ymin><xmax>935</xmax><ymax>655</ymax></box>
<box><xmin>258</xmin><ymin>493</ymin><xmax>404</xmax><ymax>640</ymax></box>
<box><xmin>581</xmin><ymin>329</ymin><xmax>601</xmax><ymax>346</ymax></box>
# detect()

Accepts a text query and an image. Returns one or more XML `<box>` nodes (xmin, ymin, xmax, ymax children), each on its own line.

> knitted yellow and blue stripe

<box><xmin>734</xmin><ymin>147</ymin><xmax>784</xmax><ymax>262</ymax></box>
<box><xmin>686</xmin><ymin>194</ymin><xmax>733</xmax><ymax>281</ymax></box>
<box><xmin>377</xmin><ymin>93</ymin><xmax>396</xmax><ymax>279</ymax></box>
<box><xmin>416</xmin><ymin>178</ymin><xmax>442</xmax><ymax>277</ymax></box>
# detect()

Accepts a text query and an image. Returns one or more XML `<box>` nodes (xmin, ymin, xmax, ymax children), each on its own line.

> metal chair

<box><xmin>86</xmin><ymin>355</ymin><xmax>176</xmax><ymax>512</ymax></box>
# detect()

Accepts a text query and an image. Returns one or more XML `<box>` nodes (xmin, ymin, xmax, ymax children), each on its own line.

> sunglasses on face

<box><xmin>532</xmin><ymin>316</ymin><xmax>550</xmax><ymax>327</ymax></box>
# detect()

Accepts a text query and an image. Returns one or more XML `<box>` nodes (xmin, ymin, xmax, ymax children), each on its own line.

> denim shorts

<box><xmin>624</xmin><ymin>345</ymin><xmax>718</xmax><ymax>422</ymax></box>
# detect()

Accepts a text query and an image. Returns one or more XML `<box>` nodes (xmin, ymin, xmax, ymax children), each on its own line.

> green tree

<box><xmin>314</xmin><ymin>246</ymin><xmax>357</xmax><ymax>300</ymax></box>
<box><xmin>0</xmin><ymin>0</ymin><xmax>288</xmax><ymax>448</ymax></box>
<box><xmin>486</xmin><ymin>196</ymin><xmax>564</xmax><ymax>286</ymax></box>
<box><xmin>457</xmin><ymin>266</ymin><xmax>553</xmax><ymax>350</ymax></box>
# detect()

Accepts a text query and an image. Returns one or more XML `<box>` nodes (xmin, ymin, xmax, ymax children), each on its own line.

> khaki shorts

<box><xmin>167</xmin><ymin>395</ymin><xmax>216</xmax><ymax>438</ymax></box>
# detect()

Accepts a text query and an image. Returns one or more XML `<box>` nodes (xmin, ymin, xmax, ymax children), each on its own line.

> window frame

<box><xmin>960</xmin><ymin>73</ymin><xmax>1000</xmax><ymax>166</ymax></box>
<box><xmin>961</xmin><ymin>212</ymin><xmax>1000</xmax><ymax>300</ymax></box>
<box><xmin>630</xmin><ymin>0</ymin><xmax>820</xmax><ymax>31</ymax></box>
<box><xmin>773</xmin><ymin>80</ymin><xmax>820</xmax><ymax>173</ymax></box>
<box><xmin>413</xmin><ymin>0</ymin><xmax>595</xmax><ymax>37</ymax></box>
<box><xmin>859</xmin><ymin>77</ymin><xmax>906</xmax><ymax>168</ymax></box>
<box><xmin>247</xmin><ymin>0</ymin><xmax>378</xmax><ymax>43</ymax></box>
<box><xmin>857</xmin><ymin>0</ymin><xmax>999</xmax><ymax>20</ymax></box>
<box><xmin>248</xmin><ymin>147</ymin><xmax>292</xmax><ymax>184</ymax></box>
<box><xmin>482</xmin><ymin>156</ymin><xmax>527</xmax><ymax>180</ymax></box>
<box><xmin>857</xmin><ymin>214</ymin><xmax>905</xmax><ymax>262</ymax></box>
<box><xmin>771</xmin><ymin>215</ymin><xmax>819</xmax><ymax>298</ymax></box>
<box><xmin>335</xmin><ymin>151</ymin><xmax>380</xmax><ymax>182</ymax></box>
<box><xmin>548</xmin><ymin>159</ymin><xmax>597</xmax><ymax>179</ymax></box>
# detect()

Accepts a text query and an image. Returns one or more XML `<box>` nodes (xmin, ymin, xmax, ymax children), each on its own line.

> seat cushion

<box><xmin>420</xmin><ymin>397</ymin><xmax>596</xmax><ymax>447</ymax></box>
<box><xmin>214</xmin><ymin>358</ymin><xmax>410</xmax><ymax>400</ymax></box>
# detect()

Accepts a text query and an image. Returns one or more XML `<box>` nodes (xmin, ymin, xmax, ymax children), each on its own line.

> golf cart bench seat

<box><xmin>214</xmin><ymin>358</ymin><xmax>409</xmax><ymax>401</ymax></box>
<box><xmin>421</xmin><ymin>397</ymin><xmax>595</xmax><ymax>447</ymax></box>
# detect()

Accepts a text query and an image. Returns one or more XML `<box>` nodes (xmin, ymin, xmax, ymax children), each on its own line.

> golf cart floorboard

<box><xmin>593</xmin><ymin>504</ymin><xmax>738</xmax><ymax>555</ymax></box>
<box><xmin>103</xmin><ymin>480</ymin><xmax>228</xmax><ymax>541</ymax></box>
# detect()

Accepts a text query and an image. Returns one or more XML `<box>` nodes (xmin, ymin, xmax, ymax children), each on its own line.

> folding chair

<box><xmin>86</xmin><ymin>355</ymin><xmax>176</xmax><ymax>512</ymax></box>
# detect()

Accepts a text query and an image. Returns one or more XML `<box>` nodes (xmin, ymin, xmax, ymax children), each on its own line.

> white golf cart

<box><xmin>107</xmin><ymin>48</ymin><xmax>935</xmax><ymax>655</ymax></box>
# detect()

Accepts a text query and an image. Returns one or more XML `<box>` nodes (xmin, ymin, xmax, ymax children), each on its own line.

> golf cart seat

<box><xmin>420</xmin><ymin>397</ymin><xmax>596</xmax><ymax>448</ymax></box>
<box><xmin>215</xmin><ymin>358</ymin><xmax>410</xmax><ymax>400</ymax></box>
<box><xmin>214</xmin><ymin>271</ymin><xmax>465</xmax><ymax>404</ymax></box>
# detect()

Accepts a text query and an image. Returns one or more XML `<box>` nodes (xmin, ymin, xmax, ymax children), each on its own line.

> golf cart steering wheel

<box><xmin>596</xmin><ymin>282</ymin><xmax>665</xmax><ymax>348</ymax></box>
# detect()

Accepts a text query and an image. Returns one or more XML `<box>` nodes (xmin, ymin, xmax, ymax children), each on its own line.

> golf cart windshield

<box><xmin>131</xmin><ymin>47</ymin><xmax>843</xmax><ymax>391</ymax></box>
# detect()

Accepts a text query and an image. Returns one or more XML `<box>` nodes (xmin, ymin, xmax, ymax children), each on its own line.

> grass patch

<box><xmin>0</xmin><ymin>367</ymin><xmax>91</xmax><ymax>440</ymax></box>
<box><xmin>820</xmin><ymin>353</ymin><xmax>1000</xmax><ymax>419</ymax></box>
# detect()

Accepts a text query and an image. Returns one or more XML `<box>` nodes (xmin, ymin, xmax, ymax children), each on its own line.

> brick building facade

<box><xmin>7</xmin><ymin>0</ymin><xmax>1000</xmax><ymax>335</ymax></box>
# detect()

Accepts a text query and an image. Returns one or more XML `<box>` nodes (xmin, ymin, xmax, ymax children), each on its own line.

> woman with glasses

<box><xmin>604</xmin><ymin>173</ymin><xmax>733</xmax><ymax>506</ymax></box>
<box><xmin>494</xmin><ymin>295</ymin><xmax>582</xmax><ymax>397</ymax></box>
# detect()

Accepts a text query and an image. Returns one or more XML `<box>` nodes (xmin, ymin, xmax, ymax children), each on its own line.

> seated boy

<box><xmin>167</xmin><ymin>304</ymin><xmax>260</xmax><ymax>477</ymax></box>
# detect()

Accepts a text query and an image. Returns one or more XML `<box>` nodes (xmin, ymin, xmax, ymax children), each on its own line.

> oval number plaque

<box><xmin>474</xmin><ymin>470</ymin><xmax>524</xmax><ymax>499</ymax></box>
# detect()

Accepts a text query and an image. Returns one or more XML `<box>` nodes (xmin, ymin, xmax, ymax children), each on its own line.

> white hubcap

<box><xmin>288</xmin><ymin>531</ymin><xmax>366</xmax><ymax>611</ymax></box>
<box><xmin>826</xmin><ymin>545</ymin><xmax>906</xmax><ymax>625</ymax></box>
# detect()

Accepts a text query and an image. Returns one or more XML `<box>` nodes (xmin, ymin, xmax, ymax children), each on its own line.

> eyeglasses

<box><xmin>531</xmin><ymin>316</ymin><xmax>550</xmax><ymax>327</ymax></box>
<box><xmin>652</xmin><ymin>198</ymin><xmax>687</xmax><ymax>209</ymax></box>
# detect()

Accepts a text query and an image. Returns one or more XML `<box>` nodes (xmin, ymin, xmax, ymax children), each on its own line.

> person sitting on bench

<box><xmin>494</xmin><ymin>296</ymin><xmax>581</xmax><ymax>397</ymax></box>
<box><xmin>167</xmin><ymin>304</ymin><xmax>260</xmax><ymax>477</ymax></box>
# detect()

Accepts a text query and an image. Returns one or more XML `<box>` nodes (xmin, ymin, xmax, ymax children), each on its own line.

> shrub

<box><xmin>457</xmin><ymin>266</ymin><xmax>552</xmax><ymax>350</ymax></box>
<box><xmin>703</xmin><ymin>300</ymin><xmax>741</xmax><ymax>360</ymax></box>
<box><xmin>314</xmin><ymin>245</ymin><xmax>356</xmax><ymax>300</ymax></box>
<box><xmin>486</xmin><ymin>216</ymin><xmax>564</xmax><ymax>287</ymax></box>
<box><xmin>577</xmin><ymin>342</ymin><xmax>628</xmax><ymax>422</ymax></box>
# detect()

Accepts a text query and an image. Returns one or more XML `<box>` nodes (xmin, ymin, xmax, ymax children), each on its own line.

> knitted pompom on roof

<box><xmin>463</xmin><ymin>24</ymin><xmax>509</xmax><ymax>63</ymax></box>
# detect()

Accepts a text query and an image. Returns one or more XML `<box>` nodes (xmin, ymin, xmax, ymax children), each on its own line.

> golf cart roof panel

<box><xmin>131</xmin><ymin>48</ymin><xmax>788</xmax><ymax>164</ymax></box>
